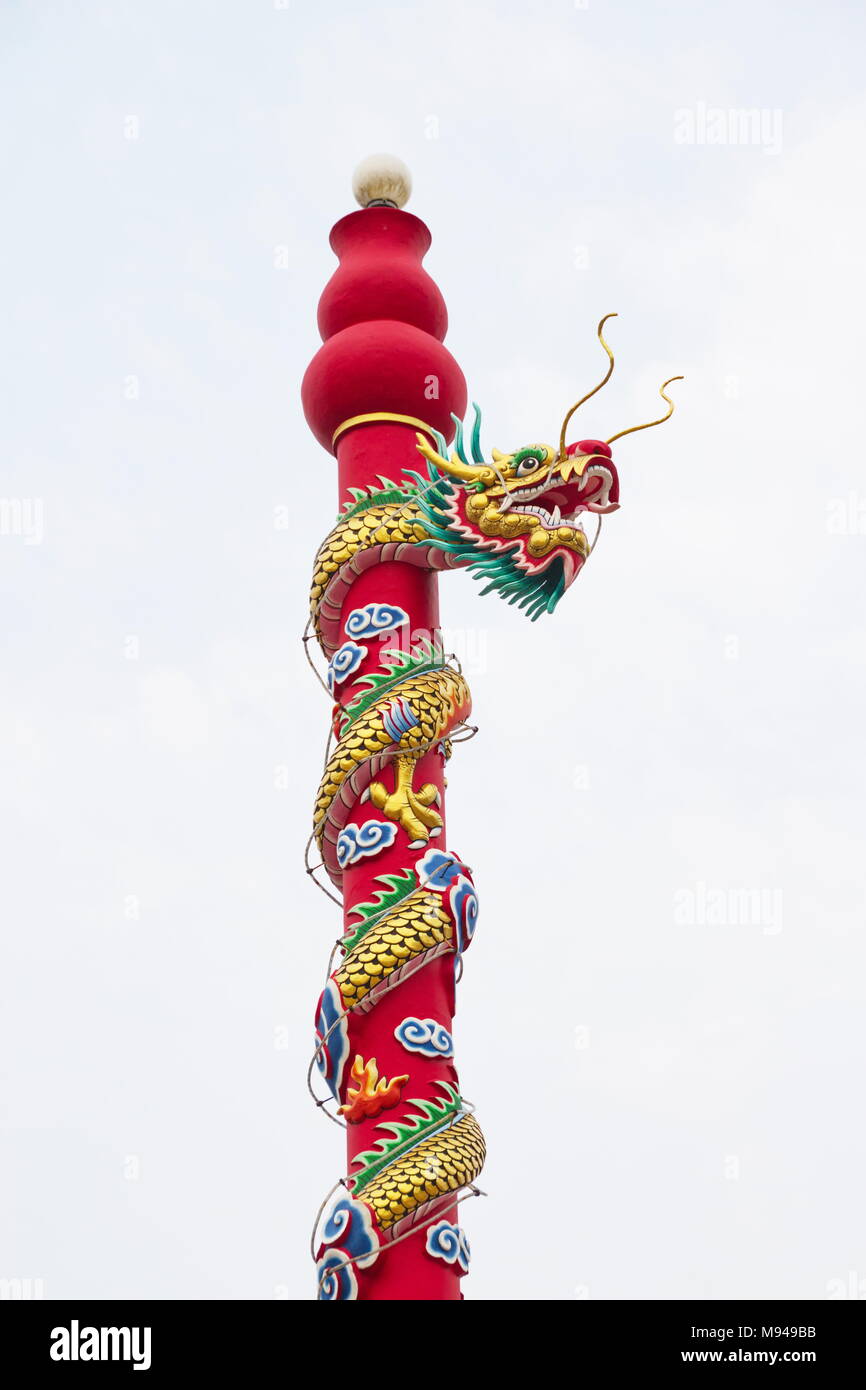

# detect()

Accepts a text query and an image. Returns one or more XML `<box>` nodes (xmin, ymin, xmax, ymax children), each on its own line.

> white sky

<box><xmin>2</xmin><ymin>0</ymin><xmax>864</xmax><ymax>1300</ymax></box>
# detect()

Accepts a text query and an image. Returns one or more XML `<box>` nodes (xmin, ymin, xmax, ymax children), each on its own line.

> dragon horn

<box><xmin>469</xmin><ymin>402</ymin><xmax>485</xmax><ymax>464</ymax></box>
<box><xmin>415</xmin><ymin>432</ymin><xmax>497</xmax><ymax>486</ymax></box>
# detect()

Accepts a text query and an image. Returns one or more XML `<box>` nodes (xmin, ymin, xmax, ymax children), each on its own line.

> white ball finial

<box><xmin>352</xmin><ymin>153</ymin><xmax>412</xmax><ymax>209</ymax></box>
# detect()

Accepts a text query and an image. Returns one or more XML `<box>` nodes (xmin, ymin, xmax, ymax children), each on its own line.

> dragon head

<box><xmin>413</xmin><ymin>316</ymin><xmax>681</xmax><ymax>620</ymax></box>
<box><xmin>416</xmin><ymin>431</ymin><xmax>619</xmax><ymax>597</ymax></box>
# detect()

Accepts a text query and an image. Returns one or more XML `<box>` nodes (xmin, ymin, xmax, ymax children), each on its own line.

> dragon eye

<box><xmin>514</xmin><ymin>449</ymin><xmax>543</xmax><ymax>477</ymax></box>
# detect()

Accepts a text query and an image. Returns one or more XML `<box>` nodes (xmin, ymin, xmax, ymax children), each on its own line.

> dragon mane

<box><xmin>410</xmin><ymin>408</ymin><xmax>568</xmax><ymax>621</ymax></box>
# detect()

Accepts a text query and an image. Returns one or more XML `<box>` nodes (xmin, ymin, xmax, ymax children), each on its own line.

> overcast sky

<box><xmin>2</xmin><ymin>0</ymin><xmax>865</xmax><ymax>1300</ymax></box>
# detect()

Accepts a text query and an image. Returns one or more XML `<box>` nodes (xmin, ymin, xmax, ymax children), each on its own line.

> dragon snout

<box><xmin>564</xmin><ymin>439</ymin><xmax>620</xmax><ymax>512</ymax></box>
<box><xmin>566</xmin><ymin>438</ymin><xmax>612</xmax><ymax>459</ymax></box>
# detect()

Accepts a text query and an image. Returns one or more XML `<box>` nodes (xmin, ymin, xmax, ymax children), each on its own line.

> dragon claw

<box><xmin>369</xmin><ymin>755</ymin><xmax>444</xmax><ymax>844</ymax></box>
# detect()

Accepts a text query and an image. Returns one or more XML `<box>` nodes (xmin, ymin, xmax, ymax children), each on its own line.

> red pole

<box><xmin>303</xmin><ymin>162</ymin><xmax>481</xmax><ymax>1300</ymax></box>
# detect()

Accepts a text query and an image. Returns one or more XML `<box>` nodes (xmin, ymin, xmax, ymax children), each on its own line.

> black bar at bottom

<box><xmin>1</xmin><ymin>1298</ymin><xmax>861</xmax><ymax>1373</ymax></box>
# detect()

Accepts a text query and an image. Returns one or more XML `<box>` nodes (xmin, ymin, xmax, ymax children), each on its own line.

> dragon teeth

<box><xmin>502</xmin><ymin>494</ymin><xmax>581</xmax><ymax>532</ymax></box>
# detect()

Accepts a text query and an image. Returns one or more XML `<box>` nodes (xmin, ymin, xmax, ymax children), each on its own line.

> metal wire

<box><xmin>304</xmin><ymin>721</ymin><xmax>479</xmax><ymax>904</ymax></box>
<box><xmin>309</xmin><ymin>1178</ymin><xmax>347</xmax><ymax>1260</ymax></box>
<box><xmin>313</xmin><ymin>1184</ymin><xmax>487</xmax><ymax>1294</ymax></box>
<box><xmin>300</xmin><ymin>468</ymin><xmax>475</xmax><ymax>704</ymax></box>
<box><xmin>306</xmin><ymin>941</ymin><xmax>474</xmax><ymax>1122</ymax></box>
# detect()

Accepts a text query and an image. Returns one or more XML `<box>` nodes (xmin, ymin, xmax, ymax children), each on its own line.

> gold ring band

<box><xmin>332</xmin><ymin>412</ymin><xmax>438</xmax><ymax>447</ymax></box>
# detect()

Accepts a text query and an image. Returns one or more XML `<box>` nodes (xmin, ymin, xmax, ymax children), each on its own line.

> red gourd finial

<box><xmin>301</xmin><ymin>158</ymin><xmax>467</xmax><ymax>482</ymax></box>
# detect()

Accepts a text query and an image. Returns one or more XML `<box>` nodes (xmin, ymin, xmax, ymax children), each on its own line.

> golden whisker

<box><xmin>606</xmin><ymin>375</ymin><xmax>683</xmax><ymax>446</ymax></box>
<box><xmin>557</xmin><ymin>312</ymin><xmax>617</xmax><ymax>462</ymax></box>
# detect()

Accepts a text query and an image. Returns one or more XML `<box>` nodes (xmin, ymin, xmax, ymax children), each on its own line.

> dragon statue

<box><xmin>308</xmin><ymin>311</ymin><xmax>680</xmax><ymax>1298</ymax></box>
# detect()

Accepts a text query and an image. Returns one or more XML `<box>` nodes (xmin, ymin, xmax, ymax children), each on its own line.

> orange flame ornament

<box><xmin>338</xmin><ymin>1056</ymin><xmax>409</xmax><ymax>1124</ymax></box>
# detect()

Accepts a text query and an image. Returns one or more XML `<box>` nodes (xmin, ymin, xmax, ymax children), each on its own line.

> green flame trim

<box><xmin>349</xmin><ymin>1082</ymin><xmax>466</xmax><ymax>1194</ymax></box>
<box><xmin>339</xmin><ymin>637</ymin><xmax>445</xmax><ymax>731</ymax></box>
<box><xmin>337</xmin><ymin>476</ymin><xmax>419</xmax><ymax>523</ymax></box>
<box><xmin>340</xmin><ymin>869</ymin><xmax>419</xmax><ymax>953</ymax></box>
